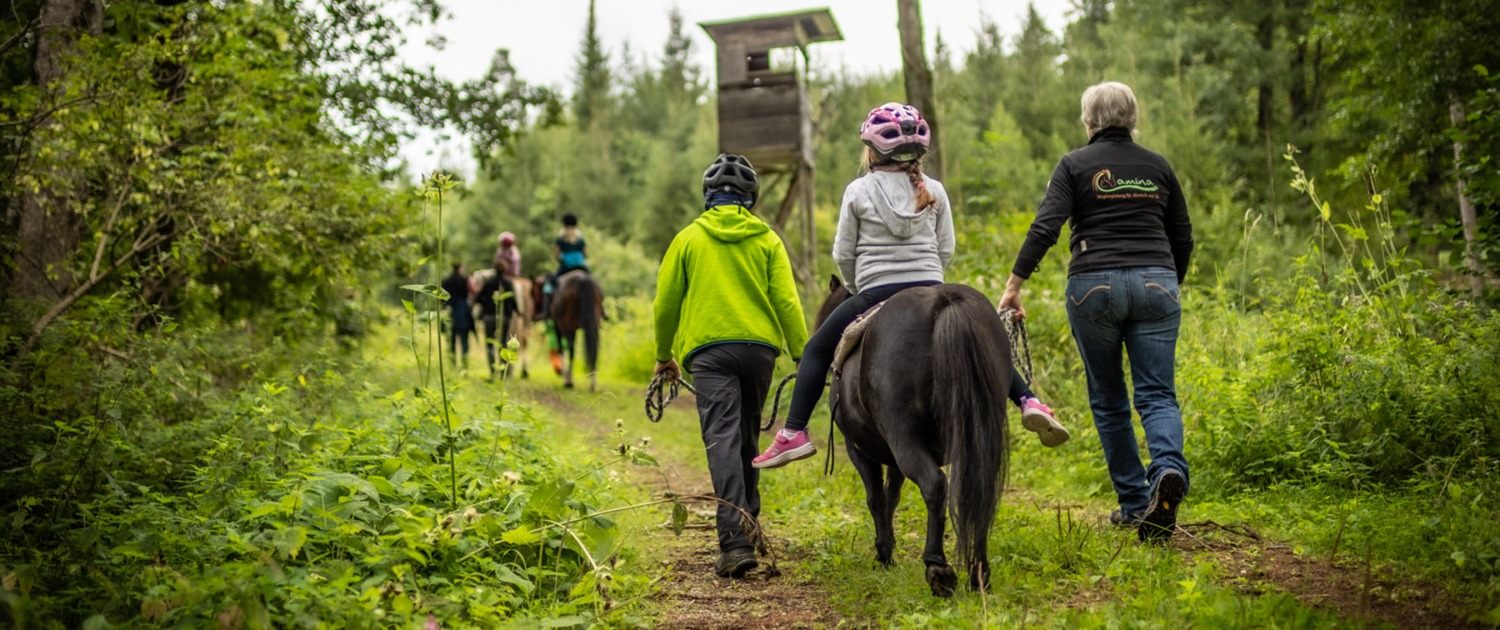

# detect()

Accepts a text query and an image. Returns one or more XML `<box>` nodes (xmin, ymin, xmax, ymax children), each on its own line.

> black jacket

<box><xmin>1012</xmin><ymin>127</ymin><xmax>1194</xmax><ymax>282</ymax></box>
<box><xmin>474</xmin><ymin>273</ymin><xmax>517</xmax><ymax>320</ymax></box>
<box><xmin>441</xmin><ymin>272</ymin><xmax>471</xmax><ymax>304</ymax></box>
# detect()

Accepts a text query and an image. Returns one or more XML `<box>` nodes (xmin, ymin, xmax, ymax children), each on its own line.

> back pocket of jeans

<box><xmin>1141</xmin><ymin>272</ymin><xmax>1180</xmax><ymax>319</ymax></box>
<box><xmin>1067</xmin><ymin>275</ymin><xmax>1112</xmax><ymax>322</ymax></box>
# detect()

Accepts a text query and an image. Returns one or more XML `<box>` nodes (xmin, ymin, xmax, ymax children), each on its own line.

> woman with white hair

<box><xmin>998</xmin><ymin>81</ymin><xmax>1195</xmax><ymax>543</ymax></box>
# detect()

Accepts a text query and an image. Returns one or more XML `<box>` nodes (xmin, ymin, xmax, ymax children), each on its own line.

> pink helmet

<box><xmin>498</xmin><ymin>231</ymin><xmax>516</xmax><ymax>247</ymax></box>
<box><xmin>860</xmin><ymin>102</ymin><xmax>930</xmax><ymax>161</ymax></box>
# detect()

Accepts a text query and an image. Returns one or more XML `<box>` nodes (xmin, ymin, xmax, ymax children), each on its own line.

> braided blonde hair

<box><xmin>863</xmin><ymin>147</ymin><xmax>935</xmax><ymax>212</ymax></box>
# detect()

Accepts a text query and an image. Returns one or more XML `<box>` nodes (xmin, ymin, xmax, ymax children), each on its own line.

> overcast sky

<box><xmin>399</xmin><ymin>1</ymin><xmax>1071</xmax><ymax>175</ymax></box>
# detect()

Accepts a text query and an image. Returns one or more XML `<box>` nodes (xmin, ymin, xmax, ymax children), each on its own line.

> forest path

<box><xmin>513</xmin><ymin>380</ymin><xmax>847</xmax><ymax>629</ymax></box>
<box><xmin>1168</xmin><ymin>521</ymin><xmax>1482</xmax><ymax>629</ymax></box>
<box><xmin>505</xmin><ymin>374</ymin><xmax>1482</xmax><ymax>628</ymax></box>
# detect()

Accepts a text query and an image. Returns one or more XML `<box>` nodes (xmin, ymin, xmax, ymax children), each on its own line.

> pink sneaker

<box><xmin>752</xmin><ymin>430</ymin><xmax>817</xmax><ymax>469</ymax></box>
<box><xmin>1020</xmin><ymin>398</ymin><xmax>1070</xmax><ymax>448</ymax></box>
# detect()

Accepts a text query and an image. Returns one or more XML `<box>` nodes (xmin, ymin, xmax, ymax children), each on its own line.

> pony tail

<box><xmin>903</xmin><ymin>159</ymin><xmax>936</xmax><ymax>212</ymax></box>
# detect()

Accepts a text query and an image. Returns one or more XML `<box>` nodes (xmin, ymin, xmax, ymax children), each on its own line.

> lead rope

<box><xmin>823</xmin><ymin>394</ymin><xmax>839</xmax><ymax>476</ymax></box>
<box><xmin>761</xmin><ymin>373</ymin><xmax>798</xmax><ymax>432</ymax></box>
<box><xmin>763</xmin><ymin>371</ymin><xmax>838</xmax><ymax>476</ymax></box>
<box><xmin>645</xmin><ymin>371</ymin><xmax>696</xmax><ymax>423</ymax></box>
<box><xmin>997</xmin><ymin>308</ymin><xmax>1035</xmax><ymax>384</ymax></box>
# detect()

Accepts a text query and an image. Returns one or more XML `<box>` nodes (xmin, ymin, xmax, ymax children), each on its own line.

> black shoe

<box><xmin>714</xmin><ymin>546</ymin><xmax>758</xmax><ymax>578</ymax></box>
<box><xmin>1109</xmin><ymin>509</ymin><xmax>1142</xmax><ymax>527</ymax></box>
<box><xmin>1138</xmin><ymin>470</ymin><xmax>1186</xmax><ymax>543</ymax></box>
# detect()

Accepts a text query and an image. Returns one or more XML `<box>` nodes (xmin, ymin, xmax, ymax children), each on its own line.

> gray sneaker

<box><xmin>714</xmin><ymin>546</ymin><xmax>758</xmax><ymax>578</ymax></box>
<box><xmin>1109</xmin><ymin>509</ymin><xmax>1142</xmax><ymax>527</ymax></box>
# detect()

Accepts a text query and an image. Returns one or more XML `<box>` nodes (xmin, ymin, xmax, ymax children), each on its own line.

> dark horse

<box><xmin>819</xmin><ymin>276</ymin><xmax>1011</xmax><ymax>597</ymax></box>
<box><xmin>548</xmin><ymin>270</ymin><xmax>603</xmax><ymax>390</ymax></box>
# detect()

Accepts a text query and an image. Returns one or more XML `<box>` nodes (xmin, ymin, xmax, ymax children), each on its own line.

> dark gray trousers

<box><xmin>688</xmin><ymin>343</ymin><xmax>777</xmax><ymax>552</ymax></box>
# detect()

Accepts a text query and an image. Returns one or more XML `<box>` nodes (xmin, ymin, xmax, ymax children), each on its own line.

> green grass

<box><xmin>527</xmin><ymin>264</ymin><xmax>1500</xmax><ymax>627</ymax></box>
<box><xmin>522</xmin><ymin>360</ymin><xmax>1497</xmax><ymax>627</ymax></box>
<box><xmin>458</xmin><ymin>200</ymin><xmax>1500</xmax><ymax>627</ymax></box>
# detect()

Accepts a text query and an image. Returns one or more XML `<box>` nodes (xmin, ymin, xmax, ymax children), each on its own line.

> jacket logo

<box><xmin>1092</xmin><ymin>169</ymin><xmax>1160</xmax><ymax>193</ymax></box>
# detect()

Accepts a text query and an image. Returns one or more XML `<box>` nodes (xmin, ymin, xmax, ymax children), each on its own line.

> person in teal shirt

<box><xmin>553</xmin><ymin>213</ymin><xmax>588</xmax><ymax>276</ymax></box>
<box><xmin>652</xmin><ymin>154</ymin><xmax>808</xmax><ymax>579</ymax></box>
<box><xmin>541</xmin><ymin>214</ymin><xmax>591</xmax><ymax>370</ymax></box>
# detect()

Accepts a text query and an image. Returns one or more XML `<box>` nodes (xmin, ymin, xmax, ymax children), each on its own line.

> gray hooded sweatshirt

<box><xmin>832</xmin><ymin>170</ymin><xmax>955</xmax><ymax>294</ymax></box>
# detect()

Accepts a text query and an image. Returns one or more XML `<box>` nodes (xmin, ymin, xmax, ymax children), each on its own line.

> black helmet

<box><xmin>562</xmin><ymin>213</ymin><xmax>578</xmax><ymax>227</ymax></box>
<box><xmin>702</xmin><ymin>154</ymin><xmax>759</xmax><ymax>202</ymax></box>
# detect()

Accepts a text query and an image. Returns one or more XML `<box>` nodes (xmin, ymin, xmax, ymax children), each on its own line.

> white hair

<box><xmin>1080</xmin><ymin>81</ymin><xmax>1138</xmax><ymax>135</ymax></box>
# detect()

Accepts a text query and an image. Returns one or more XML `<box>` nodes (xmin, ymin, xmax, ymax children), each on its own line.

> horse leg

<box><xmin>897</xmin><ymin>450</ymin><xmax>955</xmax><ymax>597</ymax></box>
<box><xmin>562</xmin><ymin>329</ymin><xmax>575</xmax><ymax>388</ymax></box>
<box><xmin>846</xmin><ymin>445</ymin><xmax>896</xmax><ymax>567</ymax></box>
<box><xmin>882</xmin><ymin>466</ymin><xmax>906</xmax><ymax>563</ymax></box>
<box><xmin>585</xmin><ymin>290</ymin><xmax>600</xmax><ymax>392</ymax></box>
<box><xmin>517</xmin><ymin>316</ymin><xmax>530</xmax><ymax>379</ymax></box>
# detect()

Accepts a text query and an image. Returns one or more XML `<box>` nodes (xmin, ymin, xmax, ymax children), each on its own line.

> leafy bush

<box><xmin>0</xmin><ymin>346</ymin><xmax>654</xmax><ymax>627</ymax></box>
<box><xmin>1198</xmin><ymin>275</ymin><xmax>1500</xmax><ymax>486</ymax></box>
<box><xmin>1194</xmin><ymin>154</ymin><xmax>1500</xmax><ymax>487</ymax></box>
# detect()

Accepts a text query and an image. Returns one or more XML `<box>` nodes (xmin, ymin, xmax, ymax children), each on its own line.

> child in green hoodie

<box><xmin>652</xmin><ymin>154</ymin><xmax>808</xmax><ymax>579</ymax></box>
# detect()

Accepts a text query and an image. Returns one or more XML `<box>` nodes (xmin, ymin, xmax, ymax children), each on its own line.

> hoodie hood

<box><xmin>695</xmin><ymin>205</ymin><xmax>770</xmax><ymax>243</ymax></box>
<box><xmin>863</xmin><ymin>171</ymin><xmax>931</xmax><ymax>238</ymax></box>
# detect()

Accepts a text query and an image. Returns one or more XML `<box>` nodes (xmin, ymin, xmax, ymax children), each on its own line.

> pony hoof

<box><xmin>926</xmin><ymin>564</ymin><xmax>957</xmax><ymax>598</ymax></box>
<box><xmin>968</xmin><ymin>568</ymin><xmax>992</xmax><ymax>592</ymax></box>
<box><xmin>874</xmin><ymin>555</ymin><xmax>894</xmax><ymax>569</ymax></box>
<box><xmin>563</xmin><ymin>382</ymin><xmax>574</xmax><ymax>389</ymax></box>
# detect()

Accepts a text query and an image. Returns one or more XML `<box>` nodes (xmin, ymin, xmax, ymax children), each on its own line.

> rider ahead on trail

<box><xmin>554</xmin><ymin>214</ymin><xmax>588</xmax><ymax>277</ymax></box>
<box><xmin>653</xmin><ymin>153</ymin><xmax>807</xmax><ymax>578</ymax></box>
<box><xmin>494</xmin><ymin>231</ymin><xmax>521</xmax><ymax>279</ymax></box>
<box><xmin>541</xmin><ymin>214</ymin><xmax>589</xmax><ymax>370</ymax></box>
<box><xmin>753</xmin><ymin>102</ymin><xmax>1068</xmax><ymax>470</ymax></box>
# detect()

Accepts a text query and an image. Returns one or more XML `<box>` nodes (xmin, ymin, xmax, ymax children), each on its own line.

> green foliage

<box><xmin>0</xmin><ymin>348</ymin><xmax>653</xmax><ymax>626</ymax></box>
<box><xmin>599</xmin><ymin>296</ymin><xmax>659</xmax><ymax>384</ymax></box>
<box><xmin>4</xmin><ymin>0</ymin><xmax>1500</xmax><ymax>625</ymax></box>
<box><xmin>1190</xmin><ymin>156</ymin><xmax>1500</xmax><ymax>487</ymax></box>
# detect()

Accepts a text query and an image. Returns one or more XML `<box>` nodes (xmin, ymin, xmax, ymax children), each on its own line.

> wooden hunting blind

<box><xmin>701</xmin><ymin>8</ymin><xmax>842</xmax><ymax>281</ymax></box>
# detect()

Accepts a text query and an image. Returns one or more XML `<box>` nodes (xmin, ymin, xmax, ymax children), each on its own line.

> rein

<box><xmin>761</xmin><ymin>373</ymin><xmax>799</xmax><ymax>432</ymax></box>
<box><xmin>762</xmin><ymin>372</ymin><xmax>846</xmax><ymax>474</ymax></box>
<box><xmin>997</xmin><ymin>308</ymin><xmax>1034</xmax><ymax>384</ymax></box>
<box><xmin>644</xmin><ymin>371</ymin><xmax>696</xmax><ymax>423</ymax></box>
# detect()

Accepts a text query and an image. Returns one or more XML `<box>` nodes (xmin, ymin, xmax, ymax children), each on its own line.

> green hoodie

<box><xmin>653</xmin><ymin>205</ymin><xmax>808</xmax><ymax>370</ymax></box>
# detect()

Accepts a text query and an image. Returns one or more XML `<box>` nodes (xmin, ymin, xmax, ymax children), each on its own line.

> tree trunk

<box><xmin>897</xmin><ymin>0</ymin><xmax>942</xmax><ymax>180</ymax></box>
<box><xmin>1255</xmin><ymin>14</ymin><xmax>1275</xmax><ymax>201</ymax></box>
<box><xmin>5</xmin><ymin>0</ymin><xmax>101</xmax><ymax>304</ymax></box>
<box><xmin>1450</xmin><ymin>100</ymin><xmax>1483</xmax><ymax>298</ymax></box>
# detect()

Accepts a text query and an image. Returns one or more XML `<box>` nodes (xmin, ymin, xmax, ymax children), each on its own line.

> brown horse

<box><xmin>548</xmin><ymin>270</ymin><xmax>603</xmax><ymax>390</ymax></box>
<box><xmin>818</xmin><ymin>276</ymin><xmax>1011</xmax><ymax>597</ymax></box>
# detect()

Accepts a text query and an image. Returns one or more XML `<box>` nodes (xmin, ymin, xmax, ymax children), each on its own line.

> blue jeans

<box><xmin>1065</xmin><ymin>267</ymin><xmax>1189</xmax><ymax>516</ymax></box>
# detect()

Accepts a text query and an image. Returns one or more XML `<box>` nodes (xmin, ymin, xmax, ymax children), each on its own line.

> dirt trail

<box><xmin>984</xmin><ymin>493</ymin><xmax>1485</xmax><ymax>628</ymax></box>
<box><xmin>1173</xmin><ymin>522</ymin><xmax>1485</xmax><ymax>629</ymax></box>
<box><xmin>518</xmin><ymin>384</ymin><xmax>1483</xmax><ymax>628</ymax></box>
<box><xmin>517</xmin><ymin>385</ymin><xmax>846</xmax><ymax>629</ymax></box>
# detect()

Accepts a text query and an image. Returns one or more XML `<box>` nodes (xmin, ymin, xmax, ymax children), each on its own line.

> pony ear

<box><xmin>829</xmin><ymin>275</ymin><xmax>843</xmax><ymax>291</ymax></box>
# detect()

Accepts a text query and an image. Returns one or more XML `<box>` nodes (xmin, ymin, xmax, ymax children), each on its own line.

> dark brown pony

<box><xmin>819</xmin><ymin>276</ymin><xmax>1011</xmax><ymax>597</ymax></box>
<box><xmin>549</xmin><ymin>270</ymin><xmax>603</xmax><ymax>390</ymax></box>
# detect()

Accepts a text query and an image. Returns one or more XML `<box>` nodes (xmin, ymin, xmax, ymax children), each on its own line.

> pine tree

<box><xmin>573</xmin><ymin>0</ymin><xmax>612</xmax><ymax>127</ymax></box>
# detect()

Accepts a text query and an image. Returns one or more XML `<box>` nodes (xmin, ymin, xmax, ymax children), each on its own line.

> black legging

<box><xmin>782</xmin><ymin>281</ymin><xmax>1037</xmax><ymax>433</ymax></box>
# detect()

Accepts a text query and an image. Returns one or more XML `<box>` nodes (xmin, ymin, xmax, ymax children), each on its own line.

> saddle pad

<box><xmin>831</xmin><ymin>300</ymin><xmax>887</xmax><ymax>376</ymax></box>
